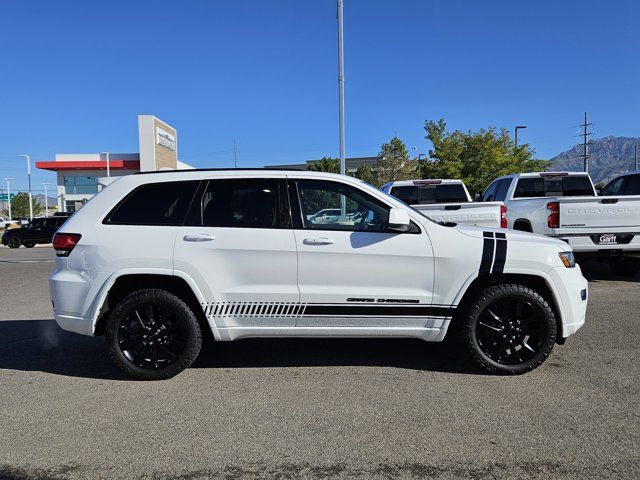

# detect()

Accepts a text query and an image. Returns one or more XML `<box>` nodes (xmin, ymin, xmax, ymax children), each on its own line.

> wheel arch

<box><xmin>453</xmin><ymin>272</ymin><xmax>564</xmax><ymax>344</ymax></box>
<box><xmin>93</xmin><ymin>273</ymin><xmax>211</xmax><ymax>339</ymax></box>
<box><xmin>513</xmin><ymin>219</ymin><xmax>533</xmax><ymax>232</ymax></box>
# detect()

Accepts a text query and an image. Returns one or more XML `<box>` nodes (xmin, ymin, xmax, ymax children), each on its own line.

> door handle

<box><xmin>303</xmin><ymin>237</ymin><xmax>335</xmax><ymax>245</ymax></box>
<box><xmin>183</xmin><ymin>234</ymin><xmax>215</xmax><ymax>242</ymax></box>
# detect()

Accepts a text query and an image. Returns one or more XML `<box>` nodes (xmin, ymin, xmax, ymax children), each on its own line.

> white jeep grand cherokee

<box><xmin>50</xmin><ymin>170</ymin><xmax>588</xmax><ymax>379</ymax></box>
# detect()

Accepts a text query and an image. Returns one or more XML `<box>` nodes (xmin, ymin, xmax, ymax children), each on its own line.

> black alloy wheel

<box><xmin>6</xmin><ymin>237</ymin><xmax>20</xmax><ymax>248</ymax></box>
<box><xmin>106</xmin><ymin>289</ymin><xmax>202</xmax><ymax>380</ymax></box>
<box><xmin>463</xmin><ymin>284</ymin><xmax>557</xmax><ymax>374</ymax></box>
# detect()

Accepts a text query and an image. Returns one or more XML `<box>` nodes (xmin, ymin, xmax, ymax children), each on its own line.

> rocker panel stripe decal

<box><xmin>303</xmin><ymin>304</ymin><xmax>456</xmax><ymax>317</ymax></box>
<box><xmin>202</xmin><ymin>302</ymin><xmax>455</xmax><ymax>318</ymax></box>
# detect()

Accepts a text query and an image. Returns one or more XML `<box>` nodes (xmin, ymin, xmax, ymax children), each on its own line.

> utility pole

<box><xmin>514</xmin><ymin>125</ymin><xmax>527</xmax><ymax>148</ymax></box>
<box><xmin>580</xmin><ymin>112</ymin><xmax>592</xmax><ymax>173</ymax></box>
<box><xmin>337</xmin><ymin>0</ymin><xmax>346</xmax><ymax>175</ymax></box>
<box><xmin>102</xmin><ymin>152</ymin><xmax>110</xmax><ymax>178</ymax></box>
<box><xmin>19</xmin><ymin>155</ymin><xmax>33</xmax><ymax>220</ymax></box>
<box><xmin>233</xmin><ymin>140</ymin><xmax>238</xmax><ymax>168</ymax></box>
<box><xmin>4</xmin><ymin>178</ymin><xmax>14</xmax><ymax>221</ymax></box>
<box><xmin>42</xmin><ymin>183</ymin><xmax>49</xmax><ymax>217</ymax></box>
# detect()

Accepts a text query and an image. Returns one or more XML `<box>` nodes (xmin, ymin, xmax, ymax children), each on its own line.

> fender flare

<box><xmin>88</xmin><ymin>268</ymin><xmax>220</xmax><ymax>339</ymax></box>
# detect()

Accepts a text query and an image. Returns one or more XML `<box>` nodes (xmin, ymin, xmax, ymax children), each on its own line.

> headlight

<box><xmin>558</xmin><ymin>251</ymin><xmax>575</xmax><ymax>268</ymax></box>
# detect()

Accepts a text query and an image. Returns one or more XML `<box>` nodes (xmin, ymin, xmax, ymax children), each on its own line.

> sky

<box><xmin>0</xmin><ymin>0</ymin><xmax>638</xmax><ymax>194</ymax></box>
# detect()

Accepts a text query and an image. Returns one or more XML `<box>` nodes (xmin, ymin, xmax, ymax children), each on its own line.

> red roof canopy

<box><xmin>35</xmin><ymin>160</ymin><xmax>140</xmax><ymax>172</ymax></box>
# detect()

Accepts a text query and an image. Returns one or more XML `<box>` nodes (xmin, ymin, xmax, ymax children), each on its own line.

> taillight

<box><xmin>52</xmin><ymin>233</ymin><xmax>82</xmax><ymax>257</ymax></box>
<box><xmin>500</xmin><ymin>205</ymin><xmax>508</xmax><ymax>228</ymax></box>
<box><xmin>547</xmin><ymin>202</ymin><xmax>559</xmax><ymax>229</ymax></box>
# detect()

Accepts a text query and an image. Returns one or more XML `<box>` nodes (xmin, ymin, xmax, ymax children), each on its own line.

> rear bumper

<box><xmin>552</xmin><ymin>234</ymin><xmax>640</xmax><ymax>254</ymax></box>
<box><xmin>49</xmin><ymin>268</ymin><xmax>97</xmax><ymax>336</ymax></box>
<box><xmin>548</xmin><ymin>265</ymin><xmax>588</xmax><ymax>338</ymax></box>
<box><xmin>53</xmin><ymin>312</ymin><xmax>93</xmax><ymax>336</ymax></box>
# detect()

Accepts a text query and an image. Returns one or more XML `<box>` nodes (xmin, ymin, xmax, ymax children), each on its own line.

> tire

<box><xmin>608</xmin><ymin>257</ymin><xmax>640</xmax><ymax>277</ymax></box>
<box><xmin>22</xmin><ymin>242</ymin><xmax>35</xmax><ymax>248</ymax></box>
<box><xmin>105</xmin><ymin>289</ymin><xmax>203</xmax><ymax>380</ymax></box>
<box><xmin>6</xmin><ymin>237</ymin><xmax>21</xmax><ymax>248</ymax></box>
<box><xmin>461</xmin><ymin>284</ymin><xmax>557</xmax><ymax>375</ymax></box>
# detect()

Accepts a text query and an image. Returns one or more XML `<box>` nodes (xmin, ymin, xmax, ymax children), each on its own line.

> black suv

<box><xmin>2</xmin><ymin>216</ymin><xmax>69</xmax><ymax>248</ymax></box>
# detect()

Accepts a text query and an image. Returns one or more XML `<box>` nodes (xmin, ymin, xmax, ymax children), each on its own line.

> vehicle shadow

<box><xmin>0</xmin><ymin>319</ymin><xmax>481</xmax><ymax>380</ymax></box>
<box><xmin>579</xmin><ymin>259</ymin><xmax>640</xmax><ymax>283</ymax></box>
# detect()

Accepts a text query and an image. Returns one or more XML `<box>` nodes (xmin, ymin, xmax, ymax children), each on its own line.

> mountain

<box><xmin>34</xmin><ymin>194</ymin><xmax>57</xmax><ymax>207</ymax></box>
<box><xmin>549</xmin><ymin>136</ymin><xmax>639</xmax><ymax>185</ymax></box>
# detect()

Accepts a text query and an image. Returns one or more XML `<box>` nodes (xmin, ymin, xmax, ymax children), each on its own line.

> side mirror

<box><xmin>596</xmin><ymin>188</ymin><xmax>602</xmax><ymax>196</ymax></box>
<box><xmin>388</xmin><ymin>208</ymin><xmax>411</xmax><ymax>232</ymax></box>
<box><xmin>474</xmin><ymin>192</ymin><xmax>482</xmax><ymax>202</ymax></box>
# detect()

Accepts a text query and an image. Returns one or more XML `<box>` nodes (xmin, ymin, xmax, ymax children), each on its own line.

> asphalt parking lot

<box><xmin>0</xmin><ymin>246</ymin><xmax>638</xmax><ymax>479</ymax></box>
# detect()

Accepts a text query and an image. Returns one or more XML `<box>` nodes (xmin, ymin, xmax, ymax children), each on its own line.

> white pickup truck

<box><xmin>482</xmin><ymin>172</ymin><xmax>640</xmax><ymax>275</ymax></box>
<box><xmin>381</xmin><ymin>179</ymin><xmax>506</xmax><ymax>228</ymax></box>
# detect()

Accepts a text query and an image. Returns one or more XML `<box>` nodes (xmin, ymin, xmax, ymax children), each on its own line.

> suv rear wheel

<box><xmin>106</xmin><ymin>289</ymin><xmax>202</xmax><ymax>380</ymax></box>
<box><xmin>462</xmin><ymin>284</ymin><xmax>557</xmax><ymax>374</ymax></box>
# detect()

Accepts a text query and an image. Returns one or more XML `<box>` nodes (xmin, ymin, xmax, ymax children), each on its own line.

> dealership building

<box><xmin>36</xmin><ymin>115</ymin><xmax>192</xmax><ymax>212</ymax></box>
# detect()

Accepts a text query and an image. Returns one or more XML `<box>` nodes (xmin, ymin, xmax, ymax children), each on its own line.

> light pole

<box><xmin>4</xmin><ymin>178</ymin><xmax>14</xmax><ymax>221</ymax></box>
<box><xmin>337</xmin><ymin>0</ymin><xmax>346</xmax><ymax>176</ymax></box>
<box><xmin>42</xmin><ymin>183</ymin><xmax>50</xmax><ymax>217</ymax></box>
<box><xmin>102</xmin><ymin>151</ymin><xmax>110</xmax><ymax>178</ymax></box>
<box><xmin>514</xmin><ymin>125</ymin><xmax>527</xmax><ymax>148</ymax></box>
<box><xmin>19</xmin><ymin>155</ymin><xmax>33</xmax><ymax>220</ymax></box>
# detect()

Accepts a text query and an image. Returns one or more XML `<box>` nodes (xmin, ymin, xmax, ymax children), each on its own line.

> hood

<box><xmin>453</xmin><ymin>224</ymin><xmax>569</xmax><ymax>250</ymax></box>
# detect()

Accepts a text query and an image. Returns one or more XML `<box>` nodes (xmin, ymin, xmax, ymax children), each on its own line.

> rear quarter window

<box><xmin>104</xmin><ymin>181</ymin><xmax>200</xmax><ymax>226</ymax></box>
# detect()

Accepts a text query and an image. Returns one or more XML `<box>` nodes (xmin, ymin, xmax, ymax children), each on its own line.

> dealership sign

<box><xmin>156</xmin><ymin>127</ymin><xmax>176</xmax><ymax>151</ymax></box>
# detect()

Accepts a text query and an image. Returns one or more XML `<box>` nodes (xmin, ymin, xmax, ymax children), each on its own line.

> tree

<box><xmin>376</xmin><ymin>137</ymin><xmax>418</xmax><ymax>185</ymax></box>
<box><xmin>307</xmin><ymin>157</ymin><xmax>339</xmax><ymax>173</ymax></box>
<box><xmin>424</xmin><ymin>119</ymin><xmax>547</xmax><ymax>194</ymax></box>
<box><xmin>1</xmin><ymin>192</ymin><xmax>43</xmax><ymax>218</ymax></box>
<box><xmin>354</xmin><ymin>164</ymin><xmax>375</xmax><ymax>184</ymax></box>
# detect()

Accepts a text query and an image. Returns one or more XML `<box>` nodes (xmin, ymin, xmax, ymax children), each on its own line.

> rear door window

<box><xmin>195</xmin><ymin>178</ymin><xmax>287</xmax><ymax>229</ymax></box>
<box><xmin>105</xmin><ymin>181</ymin><xmax>200</xmax><ymax>225</ymax></box>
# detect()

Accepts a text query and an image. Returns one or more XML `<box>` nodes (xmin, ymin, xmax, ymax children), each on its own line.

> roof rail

<box><xmin>134</xmin><ymin>167</ymin><xmax>304</xmax><ymax>175</ymax></box>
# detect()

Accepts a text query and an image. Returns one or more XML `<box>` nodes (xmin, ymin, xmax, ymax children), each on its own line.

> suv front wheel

<box><xmin>106</xmin><ymin>289</ymin><xmax>203</xmax><ymax>380</ymax></box>
<box><xmin>462</xmin><ymin>284</ymin><xmax>557</xmax><ymax>374</ymax></box>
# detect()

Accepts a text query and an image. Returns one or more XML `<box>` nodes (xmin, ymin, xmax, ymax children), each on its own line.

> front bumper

<box><xmin>548</xmin><ymin>265</ymin><xmax>588</xmax><ymax>338</ymax></box>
